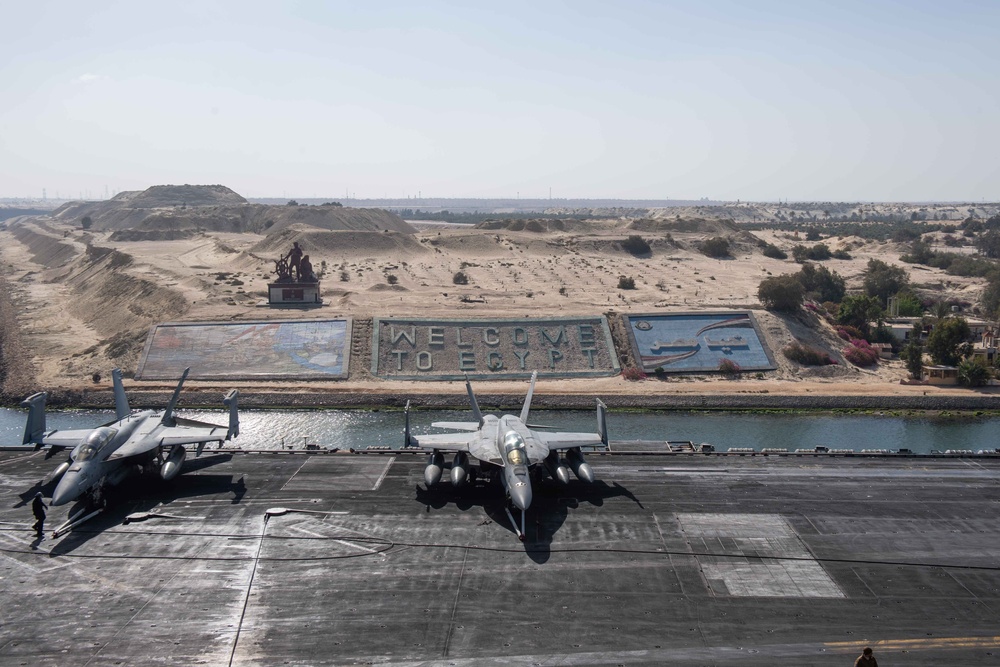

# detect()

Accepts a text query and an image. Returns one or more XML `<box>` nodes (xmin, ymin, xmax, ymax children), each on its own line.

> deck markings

<box><xmin>677</xmin><ymin>512</ymin><xmax>845</xmax><ymax>598</ymax></box>
<box><xmin>279</xmin><ymin>456</ymin><xmax>395</xmax><ymax>492</ymax></box>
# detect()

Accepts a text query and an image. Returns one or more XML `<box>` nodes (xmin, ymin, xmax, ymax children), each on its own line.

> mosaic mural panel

<box><xmin>624</xmin><ymin>312</ymin><xmax>775</xmax><ymax>374</ymax></box>
<box><xmin>136</xmin><ymin>319</ymin><xmax>351</xmax><ymax>380</ymax></box>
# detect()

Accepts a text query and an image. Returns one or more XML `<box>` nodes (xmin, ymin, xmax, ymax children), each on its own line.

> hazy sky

<box><xmin>2</xmin><ymin>1</ymin><xmax>998</xmax><ymax>201</ymax></box>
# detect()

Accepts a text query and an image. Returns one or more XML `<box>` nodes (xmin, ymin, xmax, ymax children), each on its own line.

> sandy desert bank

<box><xmin>1</xmin><ymin>198</ymin><xmax>997</xmax><ymax>407</ymax></box>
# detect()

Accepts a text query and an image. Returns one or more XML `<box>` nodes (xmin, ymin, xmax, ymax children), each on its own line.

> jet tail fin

<box><xmin>223</xmin><ymin>389</ymin><xmax>239</xmax><ymax>440</ymax></box>
<box><xmin>519</xmin><ymin>371</ymin><xmax>538</xmax><ymax>423</ymax></box>
<box><xmin>160</xmin><ymin>367</ymin><xmax>191</xmax><ymax>427</ymax></box>
<box><xmin>404</xmin><ymin>400</ymin><xmax>412</xmax><ymax>446</ymax></box>
<box><xmin>21</xmin><ymin>392</ymin><xmax>48</xmax><ymax>445</ymax></box>
<box><xmin>596</xmin><ymin>399</ymin><xmax>608</xmax><ymax>446</ymax></box>
<box><xmin>465</xmin><ymin>376</ymin><xmax>484</xmax><ymax>427</ymax></box>
<box><xmin>112</xmin><ymin>368</ymin><xmax>130</xmax><ymax>421</ymax></box>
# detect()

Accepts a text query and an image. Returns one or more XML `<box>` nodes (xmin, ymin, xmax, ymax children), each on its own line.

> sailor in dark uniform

<box><xmin>31</xmin><ymin>492</ymin><xmax>47</xmax><ymax>538</ymax></box>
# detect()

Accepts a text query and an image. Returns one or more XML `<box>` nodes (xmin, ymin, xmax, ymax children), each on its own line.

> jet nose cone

<box><xmin>510</xmin><ymin>482</ymin><xmax>532</xmax><ymax>511</ymax></box>
<box><xmin>52</xmin><ymin>472</ymin><xmax>83</xmax><ymax>506</ymax></box>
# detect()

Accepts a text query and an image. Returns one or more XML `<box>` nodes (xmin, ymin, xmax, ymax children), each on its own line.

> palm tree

<box><xmin>932</xmin><ymin>301</ymin><xmax>952</xmax><ymax>320</ymax></box>
<box><xmin>957</xmin><ymin>358</ymin><xmax>991</xmax><ymax>387</ymax></box>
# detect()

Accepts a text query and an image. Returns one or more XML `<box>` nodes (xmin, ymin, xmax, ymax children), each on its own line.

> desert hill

<box><xmin>48</xmin><ymin>184</ymin><xmax>413</xmax><ymax>235</ymax></box>
<box><xmin>123</xmin><ymin>184</ymin><xmax>248</xmax><ymax>208</ymax></box>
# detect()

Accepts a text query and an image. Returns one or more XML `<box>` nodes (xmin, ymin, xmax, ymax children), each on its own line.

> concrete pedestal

<box><xmin>268</xmin><ymin>280</ymin><xmax>322</xmax><ymax>307</ymax></box>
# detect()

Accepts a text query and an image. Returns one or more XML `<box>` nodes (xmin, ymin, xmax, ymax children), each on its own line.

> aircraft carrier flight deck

<box><xmin>2</xmin><ymin>449</ymin><xmax>999</xmax><ymax>666</ymax></box>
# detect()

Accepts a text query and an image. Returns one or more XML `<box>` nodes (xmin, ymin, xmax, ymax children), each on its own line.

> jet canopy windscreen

<box><xmin>503</xmin><ymin>431</ymin><xmax>527</xmax><ymax>465</ymax></box>
<box><xmin>75</xmin><ymin>427</ymin><xmax>118</xmax><ymax>461</ymax></box>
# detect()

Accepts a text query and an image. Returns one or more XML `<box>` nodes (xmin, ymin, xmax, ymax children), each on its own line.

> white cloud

<box><xmin>73</xmin><ymin>73</ymin><xmax>108</xmax><ymax>84</ymax></box>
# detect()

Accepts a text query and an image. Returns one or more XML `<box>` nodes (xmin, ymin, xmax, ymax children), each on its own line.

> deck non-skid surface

<box><xmin>1</xmin><ymin>451</ymin><xmax>999</xmax><ymax>665</ymax></box>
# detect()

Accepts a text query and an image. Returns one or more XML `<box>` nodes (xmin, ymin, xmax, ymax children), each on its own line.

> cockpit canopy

<box><xmin>75</xmin><ymin>427</ymin><xmax>118</xmax><ymax>462</ymax></box>
<box><xmin>503</xmin><ymin>431</ymin><xmax>527</xmax><ymax>465</ymax></box>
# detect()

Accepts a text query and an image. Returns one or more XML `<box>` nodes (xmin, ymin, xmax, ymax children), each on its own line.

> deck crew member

<box><xmin>31</xmin><ymin>492</ymin><xmax>47</xmax><ymax>538</ymax></box>
<box><xmin>854</xmin><ymin>646</ymin><xmax>877</xmax><ymax>667</ymax></box>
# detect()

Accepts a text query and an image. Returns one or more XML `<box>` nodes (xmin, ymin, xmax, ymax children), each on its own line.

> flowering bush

<box><xmin>622</xmin><ymin>367</ymin><xmax>647</xmax><ymax>381</ymax></box>
<box><xmin>718</xmin><ymin>358</ymin><xmax>742</xmax><ymax>378</ymax></box>
<box><xmin>835</xmin><ymin>325</ymin><xmax>865</xmax><ymax>341</ymax></box>
<box><xmin>844</xmin><ymin>339</ymin><xmax>879</xmax><ymax>366</ymax></box>
<box><xmin>783</xmin><ymin>342</ymin><xmax>835</xmax><ymax>366</ymax></box>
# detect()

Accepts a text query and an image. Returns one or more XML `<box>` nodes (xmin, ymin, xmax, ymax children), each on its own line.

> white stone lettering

<box><xmin>416</xmin><ymin>351</ymin><xmax>433</xmax><ymax>370</ymax></box>
<box><xmin>391</xmin><ymin>326</ymin><xmax>416</xmax><ymax>347</ymax></box>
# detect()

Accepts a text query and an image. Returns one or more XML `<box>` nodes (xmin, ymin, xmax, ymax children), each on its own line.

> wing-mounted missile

<box><xmin>566</xmin><ymin>447</ymin><xmax>595</xmax><ymax>483</ymax></box>
<box><xmin>160</xmin><ymin>446</ymin><xmax>187</xmax><ymax>481</ymax></box>
<box><xmin>424</xmin><ymin>451</ymin><xmax>444</xmax><ymax>486</ymax></box>
<box><xmin>543</xmin><ymin>449</ymin><xmax>572</xmax><ymax>484</ymax></box>
<box><xmin>451</xmin><ymin>451</ymin><xmax>470</xmax><ymax>486</ymax></box>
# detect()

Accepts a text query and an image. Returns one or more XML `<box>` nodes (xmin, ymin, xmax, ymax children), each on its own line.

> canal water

<box><xmin>0</xmin><ymin>406</ymin><xmax>995</xmax><ymax>454</ymax></box>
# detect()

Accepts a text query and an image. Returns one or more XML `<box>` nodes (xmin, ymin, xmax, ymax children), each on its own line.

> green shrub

<box><xmin>701</xmin><ymin>237</ymin><xmax>731</xmax><ymax>258</ymax></box>
<box><xmin>621</xmin><ymin>235</ymin><xmax>651</xmax><ymax>256</ymax></box>
<box><xmin>762</xmin><ymin>244</ymin><xmax>787</xmax><ymax>259</ymax></box>
<box><xmin>757</xmin><ymin>274</ymin><xmax>804</xmax><ymax>311</ymax></box>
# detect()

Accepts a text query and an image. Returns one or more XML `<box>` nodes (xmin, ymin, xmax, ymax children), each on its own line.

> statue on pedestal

<box><xmin>273</xmin><ymin>242</ymin><xmax>316</xmax><ymax>283</ymax></box>
<box><xmin>268</xmin><ymin>242</ymin><xmax>322</xmax><ymax>306</ymax></box>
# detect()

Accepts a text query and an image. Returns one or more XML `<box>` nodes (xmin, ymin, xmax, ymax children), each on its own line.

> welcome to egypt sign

<box><xmin>371</xmin><ymin>316</ymin><xmax>620</xmax><ymax>380</ymax></box>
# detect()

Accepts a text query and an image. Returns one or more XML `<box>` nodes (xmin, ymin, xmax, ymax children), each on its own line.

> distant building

<box><xmin>885</xmin><ymin>318</ymin><xmax>925</xmax><ymax>343</ymax></box>
<box><xmin>970</xmin><ymin>327</ymin><xmax>998</xmax><ymax>366</ymax></box>
<box><xmin>871</xmin><ymin>343</ymin><xmax>893</xmax><ymax>359</ymax></box>
<box><xmin>964</xmin><ymin>317</ymin><xmax>993</xmax><ymax>339</ymax></box>
<box><xmin>922</xmin><ymin>365</ymin><xmax>959</xmax><ymax>385</ymax></box>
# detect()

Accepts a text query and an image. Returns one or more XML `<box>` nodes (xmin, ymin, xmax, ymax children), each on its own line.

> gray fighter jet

<box><xmin>22</xmin><ymin>368</ymin><xmax>239</xmax><ymax>509</ymax></box>
<box><xmin>405</xmin><ymin>371</ymin><xmax>607</xmax><ymax>540</ymax></box>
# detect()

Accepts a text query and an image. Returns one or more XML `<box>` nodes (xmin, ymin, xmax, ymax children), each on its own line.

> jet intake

<box><xmin>566</xmin><ymin>447</ymin><xmax>595</xmax><ymax>483</ymax></box>
<box><xmin>160</xmin><ymin>447</ymin><xmax>187</xmax><ymax>481</ymax></box>
<box><xmin>544</xmin><ymin>450</ymin><xmax>571</xmax><ymax>484</ymax></box>
<box><xmin>450</xmin><ymin>452</ymin><xmax>470</xmax><ymax>486</ymax></box>
<box><xmin>106</xmin><ymin>463</ymin><xmax>140</xmax><ymax>488</ymax></box>
<box><xmin>424</xmin><ymin>451</ymin><xmax>444</xmax><ymax>486</ymax></box>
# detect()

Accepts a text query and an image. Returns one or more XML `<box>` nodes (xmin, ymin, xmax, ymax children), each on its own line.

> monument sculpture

<box><xmin>268</xmin><ymin>242</ymin><xmax>322</xmax><ymax>306</ymax></box>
